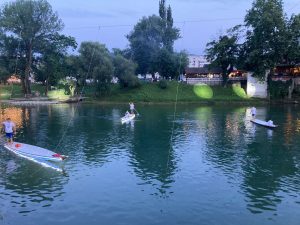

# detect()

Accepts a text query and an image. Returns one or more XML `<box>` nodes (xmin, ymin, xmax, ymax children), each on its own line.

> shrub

<box><xmin>158</xmin><ymin>79</ymin><xmax>168</xmax><ymax>89</ymax></box>
<box><xmin>120</xmin><ymin>75</ymin><xmax>141</xmax><ymax>88</ymax></box>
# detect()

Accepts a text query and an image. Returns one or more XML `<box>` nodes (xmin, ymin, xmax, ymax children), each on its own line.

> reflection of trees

<box><xmin>129</xmin><ymin>106</ymin><xmax>177</xmax><ymax>195</ymax></box>
<box><xmin>242</xmin><ymin>142</ymin><xmax>299</xmax><ymax>213</ymax></box>
<box><xmin>202</xmin><ymin>105</ymin><xmax>300</xmax><ymax>213</ymax></box>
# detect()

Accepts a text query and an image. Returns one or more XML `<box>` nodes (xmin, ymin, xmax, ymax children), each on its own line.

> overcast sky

<box><xmin>4</xmin><ymin>0</ymin><xmax>300</xmax><ymax>54</ymax></box>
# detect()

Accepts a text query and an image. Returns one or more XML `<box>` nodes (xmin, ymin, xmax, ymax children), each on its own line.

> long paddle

<box><xmin>134</xmin><ymin>108</ymin><xmax>140</xmax><ymax>116</ymax></box>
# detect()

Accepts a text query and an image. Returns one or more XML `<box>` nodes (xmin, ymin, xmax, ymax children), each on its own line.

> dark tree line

<box><xmin>0</xmin><ymin>0</ymin><xmax>187</xmax><ymax>96</ymax></box>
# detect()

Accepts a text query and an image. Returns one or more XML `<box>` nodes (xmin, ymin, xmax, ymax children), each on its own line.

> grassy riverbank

<box><xmin>0</xmin><ymin>84</ymin><xmax>69</xmax><ymax>100</ymax></box>
<box><xmin>97</xmin><ymin>82</ymin><xmax>257</xmax><ymax>103</ymax></box>
<box><xmin>1</xmin><ymin>82</ymin><xmax>263</xmax><ymax>103</ymax></box>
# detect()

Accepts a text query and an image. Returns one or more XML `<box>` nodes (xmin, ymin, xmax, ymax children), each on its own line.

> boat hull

<box><xmin>250</xmin><ymin>119</ymin><xmax>278</xmax><ymax>128</ymax></box>
<box><xmin>121</xmin><ymin>114</ymin><xmax>135</xmax><ymax>123</ymax></box>
<box><xmin>4</xmin><ymin>142</ymin><xmax>65</xmax><ymax>162</ymax></box>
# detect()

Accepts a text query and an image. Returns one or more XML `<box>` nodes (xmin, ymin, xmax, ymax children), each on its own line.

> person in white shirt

<box><xmin>250</xmin><ymin>107</ymin><xmax>257</xmax><ymax>117</ymax></box>
<box><xmin>2</xmin><ymin>118</ymin><xmax>16</xmax><ymax>144</ymax></box>
<box><xmin>129</xmin><ymin>102</ymin><xmax>135</xmax><ymax>114</ymax></box>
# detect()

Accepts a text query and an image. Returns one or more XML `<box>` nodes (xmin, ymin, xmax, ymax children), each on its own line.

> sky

<box><xmin>4</xmin><ymin>0</ymin><xmax>300</xmax><ymax>55</ymax></box>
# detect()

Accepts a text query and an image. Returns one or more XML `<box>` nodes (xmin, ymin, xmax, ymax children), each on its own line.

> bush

<box><xmin>158</xmin><ymin>79</ymin><xmax>168</xmax><ymax>89</ymax></box>
<box><xmin>120</xmin><ymin>75</ymin><xmax>141</xmax><ymax>88</ymax></box>
<box><xmin>269</xmin><ymin>80</ymin><xmax>291</xmax><ymax>99</ymax></box>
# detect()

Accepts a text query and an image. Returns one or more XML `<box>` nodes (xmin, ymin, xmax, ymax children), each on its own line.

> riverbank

<box><xmin>93</xmin><ymin>82</ymin><xmax>264</xmax><ymax>104</ymax></box>
<box><xmin>1</xmin><ymin>82</ymin><xmax>268</xmax><ymax>104</ymax></box>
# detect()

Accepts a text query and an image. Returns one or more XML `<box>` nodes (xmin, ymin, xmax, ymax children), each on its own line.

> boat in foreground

<box><xmin>121</xmin><ymin>114</ymin><xmax>135</xmax><ymax>123</ymax></box>
<box><xmin>250</xmin><ymin>119</ymin><xmax>278</xmax><ymax>128</ymax></box>
<box><xmin>4</xmin><ymin>142</ymin><xmax>67</xmax><ymax>162</ymax></box>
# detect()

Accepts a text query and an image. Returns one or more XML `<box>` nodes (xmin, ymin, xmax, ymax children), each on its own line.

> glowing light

<box><xmin>232</xmin><ymin>85</ymin><xmax>248</xmax><ymax>99</ymax></box>
<box><xmin>193</xmin><ymin>83</ymin><xmax>213</xmax><ymax>99</ymax></box>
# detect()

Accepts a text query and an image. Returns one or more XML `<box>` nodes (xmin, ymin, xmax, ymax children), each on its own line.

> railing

<box><xmin>186</xmin><ymin>77</ymin><xmax>246</xmax><ymax>85</ymax></box>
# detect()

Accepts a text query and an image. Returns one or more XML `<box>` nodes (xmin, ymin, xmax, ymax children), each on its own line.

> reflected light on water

<box><xmin>0</xmin><ymin>107</ymin><xmax>29</xmax><ymax>129</ymax></box>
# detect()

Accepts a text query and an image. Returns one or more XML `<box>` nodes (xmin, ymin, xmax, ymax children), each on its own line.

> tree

<box><xmin>284</xmin><ymin>14</ymin><xmax>300</xmax><ymax>64</ymax></box>
<box><xmin>152</xmin><ymin>48</ymin><xmax>188</xmax><ymax>79</ymax></box>
<box><xmin>243</xmin><ymin>0</ymin><xmax>287</xmax><ymax>79</ymax></box>
<box><xmin>78</xmin><ymin>42</ymin><xmax>114</xmax><ymax>96</ymax></box>
<box><xmin>127</xmin><ymin>0</ymin><xmax>180</xmax><ymax>75</ymax></box>
<box><xmin>206</xmin><ymin>33</ymin><xmax>240</xmax><ymax>86</ymax></box>
<box><xmin>0</xmin><ymin>0</ymin><xmax>73</xmax><ymax>95</ymax></box>
<box><xmin>35</xmin><ymin>35</ymin><xmax>76</xmax><ymax>95</ymax></box>
<box><xmin>113</xmin><ymin>53</ymin><xmax>138</xmax><ymax>88</ymax></box>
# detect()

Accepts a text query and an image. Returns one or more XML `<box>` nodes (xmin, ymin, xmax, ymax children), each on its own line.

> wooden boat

<box><xmin>250</xmin><ymin>119</ymin><xmax>278</xmax><ymax>128</ymax></box>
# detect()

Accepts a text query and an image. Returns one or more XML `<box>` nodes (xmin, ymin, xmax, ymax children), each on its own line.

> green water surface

<box><xmin>0</xmin><ymin>104</ymin><xmax>300</xmax><ymax>225</ymax></box>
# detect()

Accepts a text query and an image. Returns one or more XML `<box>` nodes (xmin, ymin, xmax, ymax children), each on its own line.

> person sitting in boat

<box><xmin>2</xmin><ymin>118</ymin><xmax>16</xmax><ymax>144</ymax></box>
<box><xmin>267</xmin><ymin>120</ymin><xmax>274</xmax><ymax>126</ymax></box>
<box><xmin>250</xmin><ymin>107</ymin><xmax>257</xmax><ymax>117</ymax></box>
<box><xmin>129</xmin><ymin>102</ymin><xmax>135</xmax><ymax>114</ymax></box>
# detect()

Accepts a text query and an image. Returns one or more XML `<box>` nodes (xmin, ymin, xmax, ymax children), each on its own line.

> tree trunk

<box><xmin>24</xmin><ymin>41</ymin><xmax>33</xmax><ymax>95</ymax></box>
<box><xmin>45</xmin><ymin>77</ymin><xmax>49</xmax><ymax>96</ymax></box>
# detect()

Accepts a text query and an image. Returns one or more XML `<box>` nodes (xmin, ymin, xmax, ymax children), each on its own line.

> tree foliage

<box><xmin>127</xmin><ymin>0</ymin><xmax>182</xmax><ymax>78</ymax></box>
<box><xmin>78</xmin><ymin>42</ymin><xmax>114</xmax><ymax>96</ymax></box>
<box><xmin>243</xmin><ymin>0</ymin><xmax>287</xmax><ymax>78</ymax></box>
<box><xmin>206</xmin><ymin>32</ymin><xmax>240</xmax><ymax>85</ymax></box>
<box><xmin>113</xmin><ymin>53</ymin><xmax>138</xmax><ymax>88</ymax></box>
<box><xmin>0</xmin><ymin>0</ymin><xmax>75</xmax><ymax>95</ymax></box>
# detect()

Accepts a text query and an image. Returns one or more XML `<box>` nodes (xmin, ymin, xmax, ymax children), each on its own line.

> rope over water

<box><xmin>166</xmin><ymin>21</ymin><xmax>186</xmax><ymax>171</ymax></box>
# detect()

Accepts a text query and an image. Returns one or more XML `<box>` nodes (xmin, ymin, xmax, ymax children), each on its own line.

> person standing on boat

<box><xmin>129</xmin><ymin>102</ymin><xmax>135</xmax><ymax>114</ymax></box>
<box><xmin>250</xmin><ymin>107</ymin><xmax>256</xmax><ymax>117</ymax></box>
<box><xmin>2</xmin><ymin>118</ymin><xmax>16</xmax><ymax>144</ymax></box>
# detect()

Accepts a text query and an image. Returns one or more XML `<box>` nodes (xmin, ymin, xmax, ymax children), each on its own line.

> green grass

<box><xmin>96</xmin><ymin>81</ymin><xmax>256</xmax><ymax>103</ymax></box>
<box><xmin>0</xmin><ymin>84</ymin><xmax>70</xmax><ymax>100</ymax></box>
<box><xmin>1</xmin><ymin>82</ymin><xmax>259</xmax><ymax>103</ymax></box>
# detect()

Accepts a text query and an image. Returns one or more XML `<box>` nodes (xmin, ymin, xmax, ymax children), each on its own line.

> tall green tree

<box><xmin>35</xmin><ymin>35</ymin><xmax>76</xmax><ymax>95</ymax></box>
<box><xmin>113</xmin><ymin>53</ymin><xmax>138</xmax><ymax>88</ymax></box>
<box><xmin>243</xmin><ymin>0</ymin><xmax>287</xmax><ymax>79</ymax></box>
<box><xmin>127</xmin><ymin>0</ymin><xmax>180</xmax><ymax>76</ymax></box>
<box><xmin>0</xmin><ymin>0</ymin><xmax>74</xmax><ymax>95</ymax></box>
<box><xmin>206</xmin><ymin>33</ymin><xmax>240</xmax><ymax>86</ymax></box>
<box><xmin>284</xmin><ymin>15</ymin><xmax>300</xmax><ymax>64</ymax></box>
<box><xmin>78</xmin><ymin>42</ymin><xmax>114</xmax><ymax>96</ymax></box>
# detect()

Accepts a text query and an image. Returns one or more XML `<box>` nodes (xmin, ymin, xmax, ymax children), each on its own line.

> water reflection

<box><xmin>200</xmin><ymin>106</ymin><xmax>300</xmax><ymax>213</ymax></box>
<box><xmin>130</xmin><ymin>106</ymin><xmax>176</xmax><ymax>196</ymax></box>
<box><xmin>0</xmin><ymin>103</ymin><xmax>300</xmax><ymax>224</ymax></box>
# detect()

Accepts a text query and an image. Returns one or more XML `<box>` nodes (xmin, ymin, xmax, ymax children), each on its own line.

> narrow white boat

<box><xmin>121</xmin><ymin>114</ymin><xmax>135</xmax><ymax>124</ymax></box>
<box><xmin>250</xmin><ymin>119</ymin><xmax>278</xmax><ymax>128</ymax></box>
<box><xmin>4</xmin><ymin>142</ymin><xmax>67</xmax><ymax>162</ymax></box>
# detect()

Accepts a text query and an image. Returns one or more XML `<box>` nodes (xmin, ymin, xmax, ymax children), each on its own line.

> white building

<box><xmin>247</xmin><ymin>72</ymin><xmax>268</xmax><ymax>98</ymax></box>
<box><xmin>188</xmin><ymin>55</ymin><xmax>209</xmax><ymax>68</ymax></box>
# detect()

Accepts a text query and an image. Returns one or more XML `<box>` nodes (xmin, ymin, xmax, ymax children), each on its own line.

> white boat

<box><xmin>121</xmin><ymin>114</ymin><xmax>135</xmax><ymax>123</ymax></box>
<box><xmin>250</xmin><ymin>119</ymin><xmax>278</xmax><ymax>128</ymax></box>
<box><xmin>4</xmin><ymin>142</ymin><xmax>67</xmax><ymax>162</ymax></box>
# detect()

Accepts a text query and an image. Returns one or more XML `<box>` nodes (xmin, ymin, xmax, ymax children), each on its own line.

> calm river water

<box><xmin>0</xmin><ymin>103</ymin><xmax>300</xmax><ymax>225</ymax></box>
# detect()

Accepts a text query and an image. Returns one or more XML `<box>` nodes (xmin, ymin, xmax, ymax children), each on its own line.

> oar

<box><xmin>134</xmin><ymin>109</ymin><xmax>140</xmax><ymax>116</ymax></box>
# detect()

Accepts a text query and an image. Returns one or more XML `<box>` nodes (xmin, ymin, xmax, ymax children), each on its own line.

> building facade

<box><xmin>187</xmin><ymin>55</ymin><xmax>209</xmax><ymax>68</ymax></box>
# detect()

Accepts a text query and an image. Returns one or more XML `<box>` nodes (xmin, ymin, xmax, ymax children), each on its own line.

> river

<box><xmin>0</xmin><ymin>103</ymin><xmax>300</xmax><ymax>225</ymax></box>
